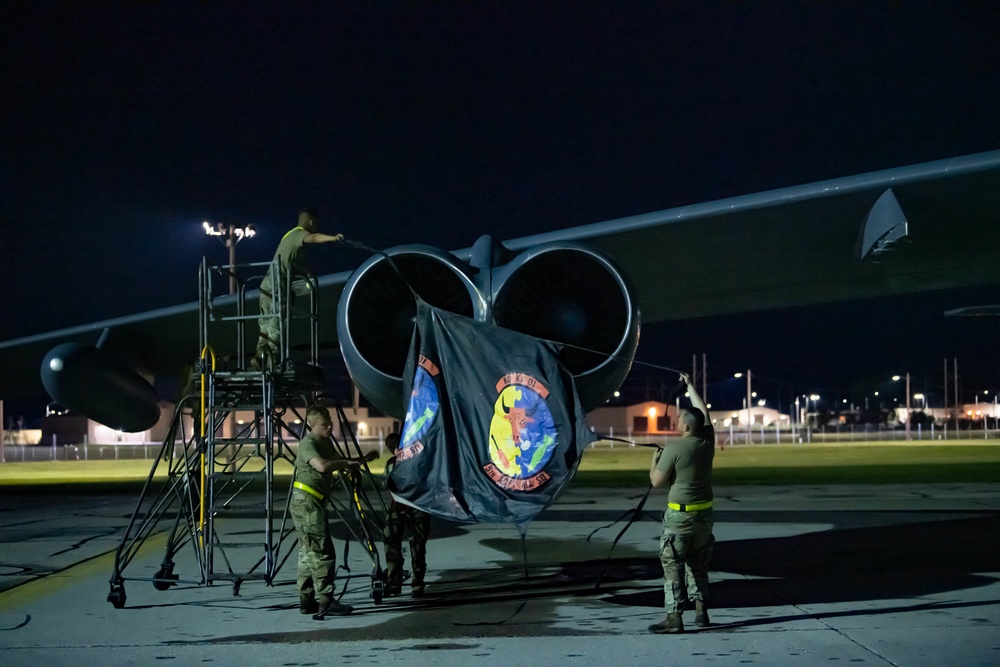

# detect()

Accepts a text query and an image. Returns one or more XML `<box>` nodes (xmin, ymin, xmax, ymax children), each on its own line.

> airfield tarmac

<box><xmin>1</xmin><ymin>483</ymin><xmax>999</xmax><ymax>666</ymax></box>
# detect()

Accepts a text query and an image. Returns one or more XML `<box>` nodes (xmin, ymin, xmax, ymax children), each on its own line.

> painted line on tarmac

<box><xmin>0</xmin><ymin>532</ymin><xmax>167</xmax><ymax>612</ymax></box>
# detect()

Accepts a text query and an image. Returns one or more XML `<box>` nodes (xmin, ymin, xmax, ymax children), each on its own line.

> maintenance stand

<box><xmin>107</xmin><ymin>257</ymin><xmax>386</xmax><ymax>608</ymax></box>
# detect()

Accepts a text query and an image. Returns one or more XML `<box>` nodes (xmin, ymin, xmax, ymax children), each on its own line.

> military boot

<box><xmin>313</xmin><ymin>596</ymin><xmax>353</xmax><ymax>619</ymax></box>
<box><xmin>411</xmin><ymin>569</ymin><xmax>426</xmax><ymax>597</ymax></box>
<box><xmin>299</xmin><ymin>594</ymin><xmax>318</xmax><ymax>615</ymax></box>
<box><xmin>648</xmin><ymin>612</ymin><xmax>684</xmax><ymax>634</ymax></box>
<box><xmin>694</xmin><ymin>600</ymin><xmax>710</xmax><ymax>627</ymax></box>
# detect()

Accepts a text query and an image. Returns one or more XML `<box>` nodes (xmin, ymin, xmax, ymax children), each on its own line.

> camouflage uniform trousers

<box><xmin>659</xmin><ymin>508</ymin><xmax>714</xmax><ymax>613</ymax></box>
<box><xmin>383</xmin><ymin>501</ymin><xmax>430</xmax><ymax>590</ymax></box>
<box><xmin>255</xmin><ymin>288</ymin><xmax>281</xmax><ymax>362</ymax></box>
<box><xmin>290</xmin><ymin>494</ymin><xmax>336</xmax><ymax>604</ymax></box>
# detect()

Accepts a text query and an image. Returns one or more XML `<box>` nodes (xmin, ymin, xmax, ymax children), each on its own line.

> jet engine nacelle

<box><xmin>41</xmin><ymin>343</ymin><xmax>161</xmax><ymax>432</ymax></box>
<box><xmin>337</xmin><ymin>237</ymin><xmax>640</xmax><ymax>418</ymax></box>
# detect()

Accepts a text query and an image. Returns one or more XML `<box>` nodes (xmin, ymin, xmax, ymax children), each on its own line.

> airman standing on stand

<box><xmin>254</xmin><ymin>209</ymin><xmax>342</xmax><ymax>368</ymax></box>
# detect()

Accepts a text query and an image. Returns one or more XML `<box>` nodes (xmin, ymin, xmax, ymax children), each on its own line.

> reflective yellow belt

<box><xmin>668</xmin><ymin>500</ymin><xmax>713</xmax><ymax>512</ymax></box>
<box><xmin>293</xmin><ymin>481</ymin><xmax>325</xmax><ymax>501</ymax></box>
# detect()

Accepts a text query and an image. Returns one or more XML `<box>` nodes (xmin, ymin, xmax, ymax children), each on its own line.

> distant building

<box><xmin>587</xmin><ymin>401</ymin><xmax>678</xmax><ymax>436</ymax></box>
<box><xmin>711</xmin><ymin>406</ymin><xmax>789</xmax><ymax>429</ymax></box>
<box><xmin>40</xmin><ymin>402</ymin><xmax>400</xmax><ymax>446</ymax></box>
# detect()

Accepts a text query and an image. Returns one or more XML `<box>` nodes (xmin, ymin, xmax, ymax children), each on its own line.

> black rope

<box><xmin>340</xmin><ymin>236</ymin><xmax>420</xmax><ymax>302</ymax></box>
<box><xmin>589</xmin><ymin>483</ymin><xmax>658</xmax><ymax>589</ymax></box>
<box><xmin>518</xmin><ymin>528</ymin><xmax>530</xmax><ymax>580</ymax></box>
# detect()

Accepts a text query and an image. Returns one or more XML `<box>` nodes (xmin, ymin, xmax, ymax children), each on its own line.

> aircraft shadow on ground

<box><xmin>169</xmin><ymin>509</ymin><xmax>1000</xmax><ymax>644</ymax></box>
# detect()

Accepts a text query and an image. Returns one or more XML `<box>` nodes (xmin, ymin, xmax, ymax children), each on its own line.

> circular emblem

<box><xmin>488</xmin><ymin>384</ymin><xmax>557</xmax><ymax>479</ymax></box>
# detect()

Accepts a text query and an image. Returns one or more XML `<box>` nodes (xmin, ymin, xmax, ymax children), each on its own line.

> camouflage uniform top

<box><xmin>295</xmin><ymin>433</ymin><xmax>341</xmax><ymax>498</ymax></box>
<box><xmin>260</xmin><ymin>226</ymin><xmax>309</xmax><ymax>292</ymax></box>
<box><xmin>655</xmin><ymin>424</ymin><xmax>715</xmax><ymax>505</ymax></box>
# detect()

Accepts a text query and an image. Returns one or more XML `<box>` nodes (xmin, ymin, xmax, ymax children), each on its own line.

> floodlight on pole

<box><xmin>745</xmin><ymin>369</ymin><xmax>751</xmax><ymax>444</ymax></box>
<box><xmin>893</xmin><ymin>373</ymin><xmax>911</xmax><ymax>440</ymax></box>
<box><xmin>203</xmin><ymin>221</ymin><xmax>256</xmax><ymax>294</ymax></box>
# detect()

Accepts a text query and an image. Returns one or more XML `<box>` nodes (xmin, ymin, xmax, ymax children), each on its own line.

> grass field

<box><xmin>2</xmin><ymin>441</ymin><xmax>999</xmax><ymax>491</ymax></box>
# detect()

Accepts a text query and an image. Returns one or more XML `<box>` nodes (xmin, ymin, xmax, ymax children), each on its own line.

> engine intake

<box><xmin>338</xmin><ymin>237</ymin><xmax>639</xmax><ymax>418</ymax></box>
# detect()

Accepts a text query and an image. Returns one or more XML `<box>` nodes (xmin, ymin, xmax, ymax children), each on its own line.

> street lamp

<box><xmin>804</xmin><ymin>394</ymin><xmax>820</xmax><ymax>428</ymax></box>
<box><xmin>203</xmin><ymin>221</ymin><xmax>256</xmax><ymax>294</ymax></box>
<box><xmin>734</xmin><ymin>370</ymin><xmax>751</xmax><ymax>444</ymax></box>
<box><xmin>893</xmin><ymin>373</ymin><xmax>911</xmax><ymax>440</ymax></box>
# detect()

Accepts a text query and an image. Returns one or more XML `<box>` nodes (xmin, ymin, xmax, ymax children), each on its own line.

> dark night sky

<box><xmin>2</xmin><ymin>2</ymin><xmax>999</xmax><ymax>414</ymax></box>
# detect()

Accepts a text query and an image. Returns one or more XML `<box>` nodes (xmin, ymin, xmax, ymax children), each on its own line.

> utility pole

<box><xmin>954</xmin><ymin>358</ymin><xmax>959</xmax><ymax>428</ymax></box>
<box><xmin>746</xmin><ymin>369</ymin><xmax>752</xmax><ymax>445</ymax></box>
<box><xmin>905</xmin><ymin>371</ymin><xmax>911</xmax><ymax>441</ymax></box>
<box><xmin>702</xmin><ymin>353</ymin><xmax>707</xmax><ymax>408</ymax></box>
<box><xmin>944</xmin><ymin>357</ymin><xmax>949</xmax><ymax>435</ymax></box>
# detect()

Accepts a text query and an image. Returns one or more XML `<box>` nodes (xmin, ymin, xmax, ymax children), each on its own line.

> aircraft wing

<box><xmin>2</xmin><ymin>150</ymin><xmax>999</xmax><ymax>402</ymax></box>
<box><xmin>0</xmin><ymin>271</ymin><xmax>352</xmax><ymax>399</ymax></box>
<box><xmin>499</xmin><ymin>150</ymin><xmax>1000</xmax><ymax>323</ymax></box>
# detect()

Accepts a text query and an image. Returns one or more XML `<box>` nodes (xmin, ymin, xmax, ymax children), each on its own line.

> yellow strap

<box><xmin>293</xmin><ymin>481</ymin><xmax>325</xmax><ymax>501</ymax></box>
<box><xmin>668</xmin><ymin>500</ymin><xmax>713</xmax><ymax>512</ymax></box>
<box><xmin>281</xmin><ymin>226</ymin><xmax>305</xmax><ymax>242</ymax></box>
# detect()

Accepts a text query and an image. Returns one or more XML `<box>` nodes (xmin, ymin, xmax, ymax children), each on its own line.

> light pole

<box><xmin>893</xmin><ymin>374</ymin><xmax>911</xmax><ymax>440</ymax></box>
<box><xmin>805</xmin><ymin>394</ymin><xmax>820</xmax><ymax>429</ymax></box>
<box><xmin>735</xmin><ymin>370</ymin><xmax>751</xmax><ymax>444</ymax></box>
<box><xmin>203</xmin><ymin>221</ymin><xmax>256</xmax><ymax>294</ymax></box>
<box><xmin>203</xmin><ymin>220</ymin><xmax>255</xmax><ymax>469</ymax></box>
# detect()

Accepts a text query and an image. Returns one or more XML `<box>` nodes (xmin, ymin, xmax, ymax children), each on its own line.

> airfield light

<box><xmin>891</xmin><ymin>373</ymin><xmax>912</xmax><ymax>440</ymax></box>
<box><xmin>203</xmin><ymin>220</ymin><xmax>256</xmax><ymax>294</ymax></box>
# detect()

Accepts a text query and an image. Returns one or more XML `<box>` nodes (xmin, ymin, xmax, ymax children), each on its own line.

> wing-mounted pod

<box><xmin>492</xmin><ymin>242</ymin><xmax>640</xmax><ymax>412</ymax></box>
<box><xmin>337</xmin><ymin>245</ymin><xmax>484</xmax><ymax>417</ymax></box>
<box><xmin>40</xmin><ymin>337</ymin><xmax>161</xmax><ymax>433</ymax></box>
<box><xmin>338</xmin><ymin>237</ymin><xmax>639</xmax><ymax>418</ymax></box>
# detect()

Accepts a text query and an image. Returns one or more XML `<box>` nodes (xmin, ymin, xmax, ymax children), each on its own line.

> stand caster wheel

<box><xmin>153</xmin><ymin>565</ymin><xmax>178</xmax><ymax>591</ymax></box>
<box><xmin>107</xmin><ymin>584</ymin><xmax>127</xmax><ymax>609</ymax></box>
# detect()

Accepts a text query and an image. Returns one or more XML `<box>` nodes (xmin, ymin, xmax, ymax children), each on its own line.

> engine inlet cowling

<box><xmin>337</xmin><ymin>246</ymin><xmax>481</xmax><ymax>418</ymax></box>
<box><xmin>492</xmin><ymin>244</ymin><xmax>639</xmax><ymax>412</ymax></box>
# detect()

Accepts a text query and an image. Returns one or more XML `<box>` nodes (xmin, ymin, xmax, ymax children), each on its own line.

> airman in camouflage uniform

<box><xmin>292</xmin><ymin>406</ymin><xmax>375</xmax><ymax>617</ymax></box>
<box><xmin>254</xmin><ymin>209</ymin><xmax>342</xmax><ymax>367</ymax></box>
<box><xmin>383</xmin><ymin>432</ymin><xmax>431</xmax><ymax>596</ymax></box>
<box><xmin>648</xmin><ymin>373</ymin><xmax>716</xmax><ymax>634</ymax></box>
